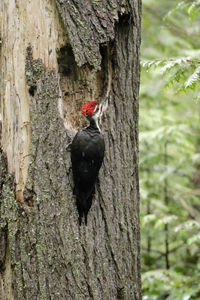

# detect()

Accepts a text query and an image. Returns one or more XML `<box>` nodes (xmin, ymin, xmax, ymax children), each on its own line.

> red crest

<box><xmin>82</xmin><ymin>101</ymin><xmax>99</xmax><ymax>116</ymax></box>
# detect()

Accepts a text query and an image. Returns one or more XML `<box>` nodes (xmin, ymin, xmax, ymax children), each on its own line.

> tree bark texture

<box><xmin>0</xmin><ymin>1</ymin><xmax>141</xmax><ymax>299</ymax></box>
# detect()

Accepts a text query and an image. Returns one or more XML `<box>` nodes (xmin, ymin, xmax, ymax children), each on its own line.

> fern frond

<box><xmin>187</xmin><ymin>1</ymin><xmax>200</xmax><ymax>19</ymax></box>
<box><xmin>165</xmin><ymin>0</ymin><xmax>200</xmax><ymax>21</ymax></box>
<box><xmin>141</xmin><ymin>57</ymin><xmax>200</xmax><ymax>73</ymax></box>
<box><xmin>164</xmin><ymin>1</ymin><xmax>187</xmax><ymax>20</ymax></box>
<box><xmin>159</xmin><ymin>58</ymin><xmax>188</xmax><ymax>74</ymax></box>
<box><xmin>141</xmin><ymin>59</ymin><xmax>164</xmax><ymax>70</ymax></box>
<box><xmin>185</xmin><ymin>66</ymin><xmax>200</xmax><ymax>88</ymax></box>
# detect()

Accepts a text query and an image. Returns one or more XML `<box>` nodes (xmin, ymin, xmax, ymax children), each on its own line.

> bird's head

<box><xmin>82</xmin><ymin>98</ymin><xmax>108</xmax><ymax>121</ymax></box>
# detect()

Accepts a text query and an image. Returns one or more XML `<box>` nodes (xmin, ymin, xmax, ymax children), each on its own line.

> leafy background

<box><xmin>140</xmin><ymin>0</ymin><xmax>200</xmax><ymax>299</ymax></box>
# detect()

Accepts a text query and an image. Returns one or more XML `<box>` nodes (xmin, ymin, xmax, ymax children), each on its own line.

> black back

<box><xmin>71</xmin><ymin>125</ymin><xmax>105</xmax><ymax>225</ymax></box>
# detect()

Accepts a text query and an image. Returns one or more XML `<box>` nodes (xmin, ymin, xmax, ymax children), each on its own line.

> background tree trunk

<box><xmin>0</xmin><ymin>1</ymin><xmax>141</xmax><ymax>299</ymax></box>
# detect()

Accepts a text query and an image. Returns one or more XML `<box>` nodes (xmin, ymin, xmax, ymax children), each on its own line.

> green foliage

<box><xmin>142</xmin><ymin>268</ymin><xmax>200</xmax><ymax>300</ymax></box>
<box><xmin>142</xmin><ymin>0</ymin><xmax>200</xmax><ymax>97</ymax></box>
<box><xmin>142</xmin><ymin>58</ymin><xmax>200</xmax><ymax>96</ymax></box>
<box><xmin>141</xmin><ymin>0</ymin><xmax>200</xmax><ymax>298</ymax></box>
<box><xmin>166</xmin><ymin>1</ymin><xmax>200</xmax><ymax>21</ymax></box>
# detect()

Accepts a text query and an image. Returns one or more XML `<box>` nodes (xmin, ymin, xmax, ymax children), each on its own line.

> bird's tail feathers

<box><xmin>76</xmin><ymin>190</ymin><xmax>94</xmax><ymax>226</ymax></box>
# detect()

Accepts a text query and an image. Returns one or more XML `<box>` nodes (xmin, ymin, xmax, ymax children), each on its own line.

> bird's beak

<box><xmin>98</xmin><ymin>97</ymin><xmax>108</xmax><ymax>126</ymax></box>
<box><xmin>100</xmin><ymin>97</ymin><xmax>109</xmax><ymax>114</ymax></box>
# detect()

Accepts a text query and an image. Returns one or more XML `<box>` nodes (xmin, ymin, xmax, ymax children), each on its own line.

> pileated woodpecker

<box><xmin>71</xmin><ymin>98</ymin><xmax>108</xmax><ymax>225</ymax></box>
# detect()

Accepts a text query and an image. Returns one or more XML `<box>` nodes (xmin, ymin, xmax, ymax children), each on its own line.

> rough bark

<box><xmin>0</xmin><ymin>0</ymin><xmax>141</xmax><ymax>299</ymax></box>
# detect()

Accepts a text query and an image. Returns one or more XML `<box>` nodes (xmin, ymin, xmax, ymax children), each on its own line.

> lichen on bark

<box><xmin>0</xmin><ymin>148</ymin><xmax>17</xmax><ymax>299</ymax></box>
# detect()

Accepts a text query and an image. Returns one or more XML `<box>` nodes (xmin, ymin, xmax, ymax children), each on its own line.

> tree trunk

<box><xmin>0</xmin><ymin>1</ymin><xmax>141</xmax><ymax>299</ymax></box>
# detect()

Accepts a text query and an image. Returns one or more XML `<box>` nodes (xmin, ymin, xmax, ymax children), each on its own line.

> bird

<box><xmin>71</xmin><ymin>98</ymin><xmax>108</xmax><ymax>225</ymax></box>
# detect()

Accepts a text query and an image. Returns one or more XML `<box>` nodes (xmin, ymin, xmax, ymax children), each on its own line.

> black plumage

<box><xmin>71</xmin><ymin>119</ymin><xmax>105</xmax><ymax>225</ymax></box>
